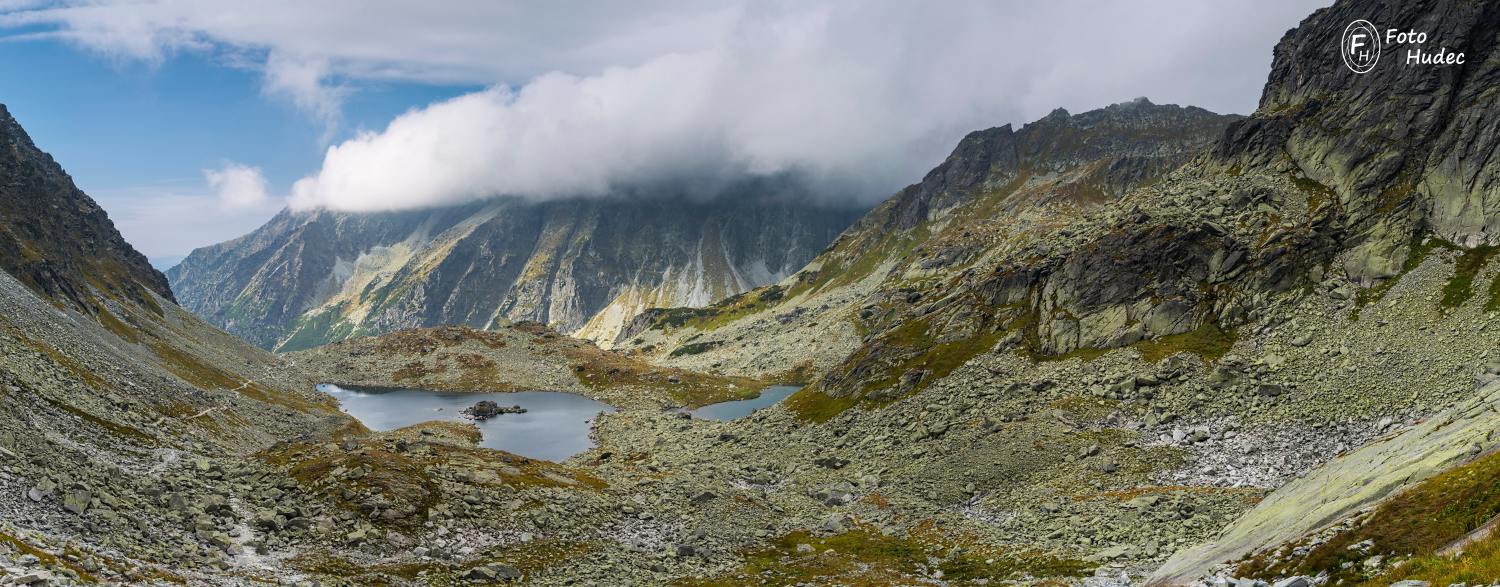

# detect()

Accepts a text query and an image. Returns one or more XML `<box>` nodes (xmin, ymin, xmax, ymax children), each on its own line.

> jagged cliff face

<box><xmin>1220</xmin><ymin>0</ymin><xmax>1500</xmax><ymax>284</ymax></box>
<box><xmin>0</xmin><ymin>104</ymin><xmax>173</xmax><ymax>311</ymax></box>
<box><xmin>168</xmin><ymin>182</ymin><xmax>862</xmax><ymax>352</ymax></box>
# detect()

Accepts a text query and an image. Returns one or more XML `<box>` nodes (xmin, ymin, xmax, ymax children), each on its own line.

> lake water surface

<box><xmin>316</xmin><ymin>384</ymin><xmax>614</xmax><ymax>461</ymax></box>
<box><xmin>317</xmin><ymin>382</ymin><xmax>802</xmax><ymax>461</ymax></box>
<box><xmin>689</xmin><ymin>385</ymin><xmax>800</xmax><ymax>421</ymax></box>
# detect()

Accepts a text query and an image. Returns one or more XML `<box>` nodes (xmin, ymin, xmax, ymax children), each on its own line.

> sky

<box><xmin>0</xmin><ymin>0</ymin><xmax>1329</xmax><ymax>266</ymax></box>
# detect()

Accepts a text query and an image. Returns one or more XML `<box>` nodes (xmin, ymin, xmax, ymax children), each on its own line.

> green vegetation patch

<box><xmin>1237</xmin><ymin>448</ymin><xmax>1500</xmax><ymax>583</ymax></box>
<box><xmin>1016</xmin><ymin>314</ymin><xmax>1233</xmax><ymax>366</ymax></box>
<box><xmin>652</xmin><ymin>285</ymin><xmax>787</xmax><ymax>332</ymax></box>
<box><xmin>0</xmin><ymin>531</ymin><xmax>99</xmax><ymax>583</ymax></box>
<box><xmin>1362</xmin><ymin>532</ymin><xmax>1500</xmax><ymax>586</ymax></box>
<box><xmin>859</xmin><ymin>322</ymin><xmax>1005</xmax><ymax>398</ymax></box>
<box><xmin>789</xmin><ymin>313</ymin><xmax>1005</xmax><ymax>422</ymax></box>
<box><xmin>784</xmin><ymin>388</ymin><xmax>860</xmax><ymax>424</ymax></box>
<box><xmin>781</xmin><ymin>221</ymin><xmax>932</xmax><ymax>305</ymax></box>
<box><xmin>95</xmin><ymin>307</ymin><xmax>141</xmax><ymax>343</ymax></box>
<box><xmin>277</xmin><ymin>304</ymin><xmax>361</xmax><ymax>353</ymax></box>
<box><xmin>1440</xmin><ymin>245</ymin><xmax>1497</xmax><ymax>310</ymax></box>
<box><xmin>676</xmin><ymin>526</ymin><xmax>1089</xmax><ymax>587</ymax></box>
<box><xmin>1292</xmin><ymin>175</ymin><xmax>1338</xmax><ymax>213</ymax></box>
<box><xmin>1133</xmin><ymin>322</ymin><xmax>1236</xmax><ymax>364</ymax></box>
<box><xmin>9</xmin><ymin>328</ymin><xmax>108</xmax><ymax>389</ymax></box>
<box><xmin>668</xmin><ymin>340</ymin><xmax>723</xmax><ymax>357</ymax></box>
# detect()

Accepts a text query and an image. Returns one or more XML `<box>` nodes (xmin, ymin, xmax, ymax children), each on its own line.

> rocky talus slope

<box><xmin>0</xmin><ymin>104</ymin><xmax>355</xmax><ymax>583</ymax></box>
<box><xmin>166</xmin><ymin>181</ymin><xmax>862</xmax><ymax>352</ymax></box>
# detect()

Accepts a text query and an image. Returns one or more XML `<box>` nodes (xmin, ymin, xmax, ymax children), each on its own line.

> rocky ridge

<box><xmin>619</xmin><ymin>99</ymin><xmax>1240</xmax><ymax>380</ymax></box>
<box><xmin>624</xmin><ymin>0</ymin><xmax>1498</xmax><ymax>426</ymax></box>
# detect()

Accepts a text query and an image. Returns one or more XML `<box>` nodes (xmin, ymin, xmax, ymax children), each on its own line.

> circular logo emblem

<box><xmin>1341</xmin><ymin>20</ymin><xmax>1381</xmax><ymax>73</ymax></box>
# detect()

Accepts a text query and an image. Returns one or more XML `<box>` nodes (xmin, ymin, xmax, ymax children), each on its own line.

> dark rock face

<box><xmin>168</xmin><ymin>178</ymin><xmax>865</xmax><ymax>351</ymax></box>
<box><xmin>0</xmin><ymin>104</ymin><xmax>173</xmax><ymax>310</ymax></box>
<box><xmin>1217</xmin><ymin>0</ymin><xmax>1500</xmax><ymax>277</ymax></box>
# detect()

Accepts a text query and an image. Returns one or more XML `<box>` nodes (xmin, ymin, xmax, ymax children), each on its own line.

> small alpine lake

<box><xmin>316</xmin><ymin>384</ymin><xmax>614</xmax><ymax>461</ymax></box>
<box><xmin>688</xmin><ymin>384</ymin><xmax>800</xmax><ymax>421</ymax></box>
<box><xmin>316</xmin><ymin>383</ymin><xmax>801</xmax><ymax>461</ymax></box>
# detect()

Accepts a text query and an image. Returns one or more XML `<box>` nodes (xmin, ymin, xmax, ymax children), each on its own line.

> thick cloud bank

<box><xmin>5</xmin><ymin>1</ymin><xmax>1326</xmax><ymax>212</ymax></box>
<box><xmin>292</xmin><ymin>56</ymin><xmax>729</xmax><ymax>211</ymax></box>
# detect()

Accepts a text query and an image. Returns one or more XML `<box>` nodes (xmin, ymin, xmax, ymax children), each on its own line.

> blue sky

<box><xmin>0</xmin><ymin>1</ymin><xmax>1323</xmax><ymax>267</ymax></box>
<box><xmin>0</xmin><ymin>37</ymin><xmax>476</xmax><ymax>266</ymax></box>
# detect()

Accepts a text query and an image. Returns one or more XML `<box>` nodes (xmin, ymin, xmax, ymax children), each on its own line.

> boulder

<box><xmin>62</xmin><ymin>488</ymin><xmax>91</xmax><ymax>514</ymax></box>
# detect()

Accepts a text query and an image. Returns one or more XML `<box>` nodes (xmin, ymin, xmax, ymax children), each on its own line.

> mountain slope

<box><xmin>0</xmin><ymin>104</ymin><xmax>172</xmax><ymax>311</ymax></box>
<box><xmin>168</xmin><ymin>180</ymin><xmax>863</xmax><ymax>352</ymax></box>
<box><xmin>621</xmin><ymin>99</ymin><xmax>1242</xmax><ymax>375</ymax></box>
<box><xmin>0</xmin><ymin>103</ymin><xmax>361</xmax><ymax>582</ymax></box>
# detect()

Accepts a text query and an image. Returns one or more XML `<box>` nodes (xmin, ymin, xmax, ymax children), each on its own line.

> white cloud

<box><xmin>262</xmin><ymin>51</ymin><xmax>345</xmax><ymax>141</ymax></box>
<box><xmin>5</xmin><ymin>1</ymin><xmax>1328</xmax><ymax>212</ymax></box>
<box><xmin>92</xmin><ymin>179</ymin><xmax>283</xmax><ymax>259</ymax></box>
<box><xmin>290</xmin><ymin>56</ymin><xmax>729</xmax><ymax>211</ymax></box>
<box><xmin>204</xmin><ymin>162</ymin><xmax>272</xmax><ymax>209</ymax></box>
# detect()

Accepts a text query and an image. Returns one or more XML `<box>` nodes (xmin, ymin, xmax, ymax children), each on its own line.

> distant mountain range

<box><xmin>167</xmin><ymin>179</ymin><xmax>863</xmax><ymax>351</ymax></box>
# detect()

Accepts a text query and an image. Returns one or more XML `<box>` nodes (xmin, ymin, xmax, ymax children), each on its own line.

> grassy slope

<box><xmin>1236</xmin><ymin>447</ymin><xmax>1500</xmax><ymax>584</ymax></box>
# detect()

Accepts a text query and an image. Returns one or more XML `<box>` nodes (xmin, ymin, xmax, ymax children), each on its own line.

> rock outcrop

<box><xmin>1150</xmin><ymin>376</ymin><xmax>1500</xmax><ymax>585</ymax></box>
<box><xmin>1216</xmin><ymin>0</ymin><xmax>1500</xmax><ymax>282</ymax></box>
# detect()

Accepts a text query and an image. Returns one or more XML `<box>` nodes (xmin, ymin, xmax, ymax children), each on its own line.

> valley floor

<box><xmin>6</xmin><ymin>235</ymin><xmax>1498</xmax><ymax>586</ymax></box>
